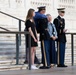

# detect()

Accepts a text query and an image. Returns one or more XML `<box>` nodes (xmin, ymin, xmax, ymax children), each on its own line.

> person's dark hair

<box><xmin>25</xmin><ymin>8</ymin><xmax>35</xmax><ymax>21</ymax></box>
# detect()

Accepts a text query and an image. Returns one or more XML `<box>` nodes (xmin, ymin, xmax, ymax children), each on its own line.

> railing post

<box><xmin>28</xmin><ymin>34</ymin><xmax>31</xmax><ymax>70</ymax></box>
<box><xmin>71</xmin><ymin>34</ymin><xmax>74</xmax><ymax>66</ymax></box>
<box><xmin>16</xmin><ymin>34</ymin><xmax>19</xmax><ymax>65</ymax></box>
<box><xmin>19</xmin><ymin>20</ymin><xmax>21</xmax><ymax>45</ymax></box>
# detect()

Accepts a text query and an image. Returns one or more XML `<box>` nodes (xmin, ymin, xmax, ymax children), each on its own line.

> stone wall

<box><xmin>0</xmin><ymin>0</ymin><xmax>76</xmax><ymax>32</ymax></box>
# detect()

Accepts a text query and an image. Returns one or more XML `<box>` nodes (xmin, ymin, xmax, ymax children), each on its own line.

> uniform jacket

<box><xmin>53</xmin><ymin>16</ymin><xmax>66</xmax><ymax>42</ymax></box>
<box><xmin>34</xmin><ymin>12</ymin><xmax>50</xmax><ymax>40</ymax></box>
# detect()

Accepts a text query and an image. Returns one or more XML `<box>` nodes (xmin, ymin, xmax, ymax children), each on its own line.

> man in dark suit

<box><xmin>34</xmin><ymin>6</ymin><xmax>51</xmax><ymax>69</ymax></box>
<box><xmin>53</xmin><ymin>8</ymin><xmax>67</xmax><ymax>67</ymax></box>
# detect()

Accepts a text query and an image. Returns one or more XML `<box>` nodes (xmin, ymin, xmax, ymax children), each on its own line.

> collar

<box><xmin>48</xmin><ymin>22</ymin><xmax>53</xmax><ymax>25</ymax></box>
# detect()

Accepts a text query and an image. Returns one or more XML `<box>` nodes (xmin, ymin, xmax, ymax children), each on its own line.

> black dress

<box><xmin>25</xmin><ymin>19</ymin><xmax>38</xmax><ymax>47</ymax></box>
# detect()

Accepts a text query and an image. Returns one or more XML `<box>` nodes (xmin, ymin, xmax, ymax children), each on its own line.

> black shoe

<box><xmin>57</xmin><ymin>64</ymin><xmax>68</xmax><ymax>67</ymax></box>
<box><xmin>39</xmin><ymin>66</ymin><xmax>51</xmax><ymax>69</ymax></box>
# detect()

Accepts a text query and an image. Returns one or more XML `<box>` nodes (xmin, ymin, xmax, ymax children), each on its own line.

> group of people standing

<box><xmin>25</xmin><ymin>6</ymin><xmax>68</xmax><ymax>69</ymax></box>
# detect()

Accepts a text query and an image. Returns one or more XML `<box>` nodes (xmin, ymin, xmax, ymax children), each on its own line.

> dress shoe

<box><xmin>39</xmin><ymin>66</ymin><xmax>51</xmax><ymax>69</ymax></box>
<box><xmin>57</xmin><ymin>64</ymin><xmax>68</xmax><ymax>67</ymax></box>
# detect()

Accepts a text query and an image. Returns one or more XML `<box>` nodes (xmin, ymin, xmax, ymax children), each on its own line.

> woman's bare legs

<box><xmin>31</xmin><ymin>47</ymin><xmax>38</xmax><ymax>69</ymax></box>
<box><xmin>31</xmin><ymin>47</ymin><xmax>34</xmax><ymax>65</ymax></box>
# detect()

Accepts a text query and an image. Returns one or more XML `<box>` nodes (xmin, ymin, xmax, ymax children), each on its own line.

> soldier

<box><xmin>53</xmin><ymin>8</ymin><xmax>68</xmax><ymax>67</ymax></box>
<box><xmin>34</xmin><ymin>6</ymin><xmax>51</xmax><ymax>69</ymax></box>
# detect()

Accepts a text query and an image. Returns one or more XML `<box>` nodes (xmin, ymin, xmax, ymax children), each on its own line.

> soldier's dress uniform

<box><xmin>53</xmin><ymin>8</ymin><xmax>67</xmax><ymax>67</ymax></box>
<box><xmin>34</xmin><ymin>6</ymin><xmax>51</xmax><ymax>68</ymax></box>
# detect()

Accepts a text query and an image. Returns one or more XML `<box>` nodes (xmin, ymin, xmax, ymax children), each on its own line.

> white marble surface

<box><xmin>0</xmin><ymin>66</ymin><xmax>76</xmax><ymax>75</ymax></box>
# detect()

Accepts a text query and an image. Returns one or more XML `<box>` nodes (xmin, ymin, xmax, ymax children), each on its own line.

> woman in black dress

<box><xmin>25</xmin><ymin>9</ymin><xmax>38</xmax><ymax>69</ymax></box>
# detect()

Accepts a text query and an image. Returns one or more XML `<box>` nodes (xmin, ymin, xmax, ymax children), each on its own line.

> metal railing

<box><xmin>0</xmin><ymin>31</ymin><xmax>31</xmax><ymax>70</ymax></box>
<box><xmin>0</xmin><ymin>11</ymin><xmax>32</xmax><ymax>70</ymax></box>
<box><xmin>0</xmin><ymin>29</ymin><xmax>75</xmax><ymax>69</ymax></box>
<box><xmin>66</xmin><ymin>33</ymin><xmax>76</xmax><ymax>66</ymax></box>
<box><xmin>0</xmin><ymin>11</ymin><xmax>25</xmax><ymax>45</ymax></box>
<box><xmin>0</xmin><ymin>27</ymin><xmax>10</xmax><ymax>31</ymax></box>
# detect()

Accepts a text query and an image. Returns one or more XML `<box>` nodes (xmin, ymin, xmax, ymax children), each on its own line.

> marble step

<box><xmin>0</xmin><ymin>60</ymin><xmax>25</xmax><ymax>65</ymax></box>
<box><xmin>0</xmin><ymin>64</ymin><xmax>28</xmax><ymax>71</ymax></box>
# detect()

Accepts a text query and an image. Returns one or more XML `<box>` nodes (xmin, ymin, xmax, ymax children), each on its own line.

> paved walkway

<box><xmin>0</xmin><ymin>66</ymin><xmax>76</xmax><ymax>75</ymax></box>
